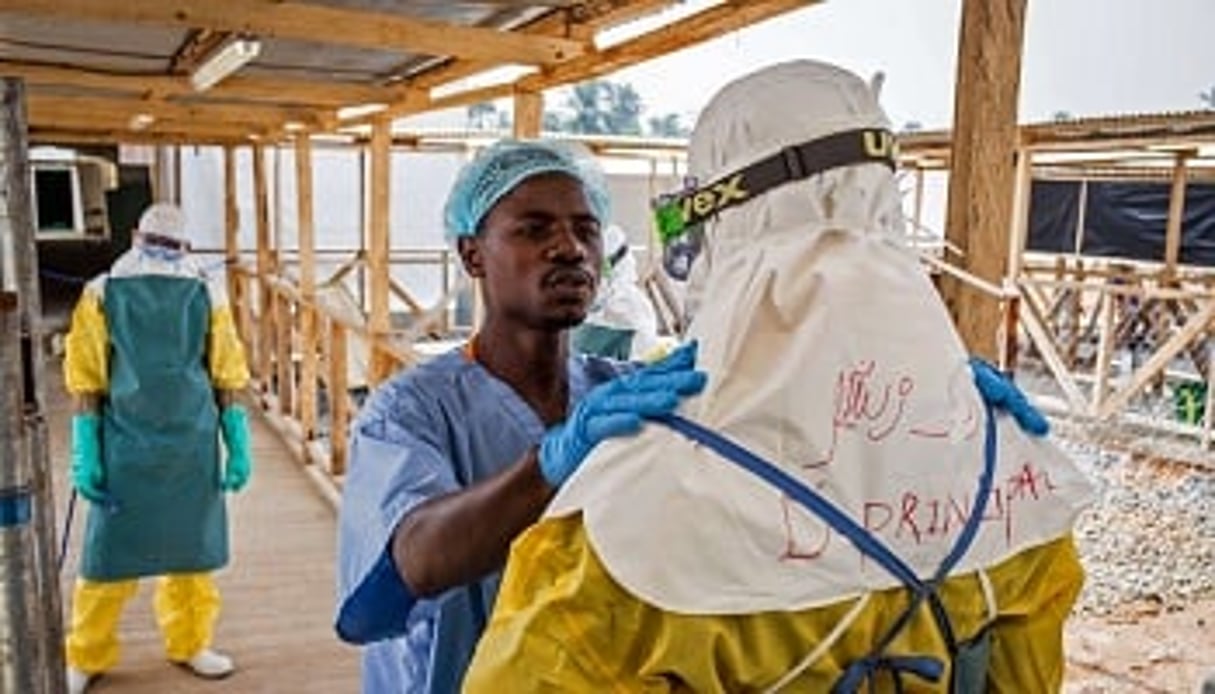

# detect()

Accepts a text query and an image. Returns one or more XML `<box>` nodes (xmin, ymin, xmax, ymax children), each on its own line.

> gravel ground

<box><xmin>1050</xmin><ymin>423</ymin><xmax>1215</xmax><ymax>692</ymax></box>
<box><xmin>1055</xmin><ymin>430</ymin><xmax>1215</xmax><ymax>616</ymax></box>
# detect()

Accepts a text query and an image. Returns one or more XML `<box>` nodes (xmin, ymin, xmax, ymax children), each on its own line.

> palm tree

<box><xmin>466</xmin><ymin>102</ymin><xmax>498</xmax><ymax>130</ymax></box>
<box><xmin>1200</xmin><ymin>86</ymin><xmax>1215</xmax><ymax>110</ymax></box>
<box><xmin>562</xmin><ymin>80</ymin><xmax>644</xmax><ymax>135</ymax></box>
<box><xmin>648</xmin><ymin>113</ymin><xmax>688</xmax><ymax>137</ymax></box>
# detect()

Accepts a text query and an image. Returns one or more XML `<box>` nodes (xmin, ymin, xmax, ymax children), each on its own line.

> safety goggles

<box><xmin>652</xmin><ymin>128</ymin><xmax>897</xmax><ymax>281</ymax></box>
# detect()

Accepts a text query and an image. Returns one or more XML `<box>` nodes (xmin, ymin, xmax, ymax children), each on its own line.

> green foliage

<box><xmin>469</xmin><ymin>80</ymin><xmax>691</xmax><ymax>139</ymax></box>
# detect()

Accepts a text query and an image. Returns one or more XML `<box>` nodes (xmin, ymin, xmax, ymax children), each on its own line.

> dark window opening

<box><xmin>35</xmin><ymin>168</ymin><xmax>75</xmax><ymax>232</ymax></box>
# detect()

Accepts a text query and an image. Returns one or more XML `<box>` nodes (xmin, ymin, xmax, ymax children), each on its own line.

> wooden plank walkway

<box><xmin>47</xmin><ymin>365</ymin><xmax>361</xmax><ymax>692</ymax></box>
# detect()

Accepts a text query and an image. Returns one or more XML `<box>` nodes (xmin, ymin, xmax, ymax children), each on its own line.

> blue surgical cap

<box><xmin>442</xmin><ymin>139</ymin><xmax>611</xmax><ymax>239</ymax></box>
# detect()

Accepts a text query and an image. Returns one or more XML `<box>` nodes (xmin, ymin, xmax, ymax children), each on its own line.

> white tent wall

<box><xmin>179</xmin><ymin>144</ymin><xmax>682</xmax><ymax>306</ymax></box>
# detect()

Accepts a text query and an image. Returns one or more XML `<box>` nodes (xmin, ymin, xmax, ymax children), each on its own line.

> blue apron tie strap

<box><xmin>833</xmin><ymin>653</ymin><xmax>946</xmax><ymax>694</ymax></box>
<box><xmin>653</xmin><ymin>413</ymin><xmax>925</xmax><ymax>591</ymax></box>
<box><xmin>653</xmin><ymin>399</ymin><xmax>999</xmax><ymax>692</ymax></box>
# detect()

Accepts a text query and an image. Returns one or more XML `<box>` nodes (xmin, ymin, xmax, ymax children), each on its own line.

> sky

<box><xmin>595</xmin><ymin>0</ymin><xmax>1215</xmax><ymax>131</ymax></box>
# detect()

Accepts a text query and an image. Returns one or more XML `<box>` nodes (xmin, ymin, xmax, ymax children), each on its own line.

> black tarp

<box><xmin>1027</xmin><ymin>179</ymin><xmax>1215</xmax><ymax>266</ymax></box>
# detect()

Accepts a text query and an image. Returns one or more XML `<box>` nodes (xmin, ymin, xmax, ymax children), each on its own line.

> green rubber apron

<box><xmin>81</xmin><ymin>275</ymin><xmax>228</xmax><ymax>581</ymax></box>
<box><xmin>570</xmin><ymin>323</ymin><xmax>635</xmax><ymax>361</ymax></box>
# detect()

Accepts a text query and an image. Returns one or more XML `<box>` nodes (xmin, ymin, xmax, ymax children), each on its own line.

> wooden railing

<box><xmin>1015</xmin><ymin>254</ymin><xmax>1215</xmax><ymax>445</ymax></box>
<box><xmin>227</xmin><ymin>248</ymin><xmax>472</xmax><ymax>492</ymax></box>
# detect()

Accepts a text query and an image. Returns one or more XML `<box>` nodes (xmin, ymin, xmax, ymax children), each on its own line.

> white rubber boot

<box><xmin>183</xmin><ymin>648</ymin><xmax>235</xmax><ymax>679</ymax></box>
<box><xmin>65</xmin><ymin>666</ymin><xmax>93</xmax><ymax>694</ymax></box>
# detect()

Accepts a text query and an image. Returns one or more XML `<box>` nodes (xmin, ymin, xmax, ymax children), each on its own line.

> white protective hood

<box><xmin>549</xmin><ymin>60</ymin><xmax>1094</xmax><ymax>614</ymax></box>
<box><xmin>582</xmin><ymin>224</ymin><xmax>663</xmax><ymax>359</ymax></box>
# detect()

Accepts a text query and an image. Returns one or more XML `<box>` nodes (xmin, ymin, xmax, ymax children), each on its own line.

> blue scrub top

<box><xmin>336</xmin><ymin>348</ymin><xmax>623</xmax><ymax>694</ymax></box>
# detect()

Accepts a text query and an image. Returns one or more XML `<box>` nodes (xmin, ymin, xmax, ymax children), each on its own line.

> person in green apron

<box><xmin>61</xmin><ymin>203</ymin><xmax>254</xmax><ymax>694</ymax></box>
<box><xmin>570</xmin><ymin>224</ymin><xmax>668</xmax><ymax>361</ymax></box>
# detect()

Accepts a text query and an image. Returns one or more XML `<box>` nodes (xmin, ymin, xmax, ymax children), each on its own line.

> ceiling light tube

<box><xmin>191</xmin><ymin>37</ymin><xmax>261</xmax><ymax>92</ymax></box>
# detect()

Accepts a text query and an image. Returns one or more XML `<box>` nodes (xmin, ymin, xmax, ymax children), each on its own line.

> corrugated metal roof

<box><xmin>0</xmin><ymin>0</ymin><xmax>823</xmax><ymax>144</ymax></box>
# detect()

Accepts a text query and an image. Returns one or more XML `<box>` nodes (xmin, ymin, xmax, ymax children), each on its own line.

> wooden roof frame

<box><xmin>1</xmin><ymin>0</ymin><xmax>822</xmax><ymax>145</ymax></box>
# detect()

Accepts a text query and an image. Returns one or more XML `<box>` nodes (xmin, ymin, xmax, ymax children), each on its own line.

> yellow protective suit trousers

<box><xmin>65</xmin><ymin>573</ymin><xmax>221</xmax><ymax>674</ymax></box>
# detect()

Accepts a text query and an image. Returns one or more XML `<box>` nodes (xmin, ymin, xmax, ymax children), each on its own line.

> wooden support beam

<box><xmin>5</xmin><ymin>0</ymin><xmax>585</xmax><ymax>66</ymax></box>
<box><xmin>360</xmin><ymin>0</ymin><xmax>816</xmax><ymax>125</ymax></box>
<box><xmin>253</xmin><ymin>143</ymin><xmax>274</xmax><ymax>388</ymax></box>
<box><xmin>275</xmin><ymin>291</ymin><xmax>295</xmax><ymax>416</ymax></box>
<box><xmin>1091</xmin><ymin>291</ymin><xmax>1117</xmax><ymax>416</ymax></box>
<box><xmin>405</xmin><ymin>0</ymin><xmax>679</xmax><ymax>91</ymax></box>
<box><xmin>24</xmin><ymin>110</ymin><xmax>271</xmax><ymax>141</ymax></box>
<box><xmin>513</xmin><ymin>89</ymin><xmax>543</xmax><ymax>138</ymax></box>
<box><xmin>0</xmin><ymin>60</ymin><xmax>408</xmax><ymax>107</ymax></box>
<box><xmin>223</xmin><ymin>144</ymin><xmax>244</xmax><ymax>342</ymax></box>
<box><xmin>328</xmin><ymin>321</ymin><xmax>349</xmax><ymax>476</ymax></box>
<box><xmin>296</xmin><ymin>134</ymin><xmax>318</xmax><ymax>440</ymax></box>
<box><xmin>29</xmin><ymin>123</ymin><xmax>254</xmax><ymax>146</ymax></box>
<box><xmin>1007</xmin><ymin>149</ymin><xmax>1034</xmax><ymax>280</ymax></box>
<box><xmin>520</xmin><ymin>0</ymin><xmax>816</xmax><ymax>91</ymax></box>
<box><xmin>1163</xmin><ymin>153</ymin><xmax>1189</xmax><ymax>279</ymax></box>
<box><xmin>367</xmin><ymin>118</ymin><xmax>393</xmax><ymax>385</ymax></box>
<box><xmin>1205</xmin><ymin>347</ymin><xmax>1215</xmax><ymax>449</ymax></box>
<box><xmin>940</xmin><ymin>0</ymin><xmax>1027</xmax><ymax>361</ymax></box>
<box><xmin>27</xmin><ymin>94</ymin><xmax>319</xmax><ymax>131</ymax></box>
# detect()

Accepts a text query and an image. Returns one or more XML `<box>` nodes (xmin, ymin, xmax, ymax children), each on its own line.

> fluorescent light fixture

<box><xmin>29</xmin><ymin>146</ymin><xmax>76</xmax><ymax>162</ymax></box>
<box><xmin>594</xmin><ymin>0</ymin><xmax>726</xmax><ymax>50</ymax></box>
<box><xmin>128</xmin><ymin>113</ymin><xmax>155</xmax><ymax>131</ymax></box>
<box><xmin>191</xmin><ymin>37</ymin><xmax>261</xmax><ymax>92</ymax></box>
<box><xmin>428</xmin><ymin>65</ymin><xmax>537</xmax><ymax>102</ymax></box>
<box><xmin>337</xmin><ymin>103</ymin><xmax>388</xmax><ymax>121</ymax></box>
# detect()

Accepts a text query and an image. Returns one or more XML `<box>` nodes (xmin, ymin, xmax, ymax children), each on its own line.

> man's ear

<box><xmin>457</xmin><ymin>236</ymin><xmax>485</xmax><ymax>278</ymax></box>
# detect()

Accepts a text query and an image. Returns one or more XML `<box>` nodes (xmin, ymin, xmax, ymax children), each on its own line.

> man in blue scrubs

<box><xmin>335</xmin><ymin>139</ymin><xmax>707</xmax><ymax>693</ymax></box>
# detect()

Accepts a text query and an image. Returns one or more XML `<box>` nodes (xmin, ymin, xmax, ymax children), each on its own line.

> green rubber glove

<box><xmin>220</xmin><ymin>405</ymin><xmax>253</xmax><ymax>492</ymax></box>
<box><xmin>70</xmin><ymin>413</ymin><xmax>107</xmax><ymax>504</ymax></box>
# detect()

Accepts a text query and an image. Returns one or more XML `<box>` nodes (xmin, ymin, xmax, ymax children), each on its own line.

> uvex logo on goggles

<box><xmin>652</xmin><ymin>128</ymin><xmax>897</xmax><ymax>243</ymax></box>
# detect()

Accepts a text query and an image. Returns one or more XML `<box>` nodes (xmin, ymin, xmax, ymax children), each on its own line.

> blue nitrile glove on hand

<box><xmin>970</xmin><ymin>357</ymin><xmax>1050</xmax><ymax>437</ymax></box>
<box><xmin>539</xmin><ymin>341</ymin><xmax>708</xmax><ymax>488</ymax></box>
<box><xmin>220</xmin><ymin>404</ymin><xmax>253</xmax><ymax>492</ymax></box>
<box><xmin>70</xmin><ymin>413</ymin><xmax>107</xmax><ymax>504</ymax></box>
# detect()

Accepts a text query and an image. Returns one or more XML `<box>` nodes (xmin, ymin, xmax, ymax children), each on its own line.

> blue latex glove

<box><xmin>969</xmin><ymin>358</ymin><xmax>1050</xmax><ymax>437</ymax></box>
<box><xmin>220</xmin><ymin>405</ymin><xmax>253</xmax><ymax>492</ymax></box>
<box><xmin>70</xmin><ymin>413</ymin><xmax>107</xmax><ymax>504</ymax></box>
<box><xmin>539</xmin><ymin>341</ymin><xmax>708</xmax><ymax>487</ymax></box>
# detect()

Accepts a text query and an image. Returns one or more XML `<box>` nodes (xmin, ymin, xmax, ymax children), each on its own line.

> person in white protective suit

<box><xmin>570</xmin><ymin>224</ymin><xmax>666</xmax><ymax>361</ymax></box>
<box><xmin>464</xmin><ymin>60</ymin><xmax>1094</xmax><ymax>693</ymax></box>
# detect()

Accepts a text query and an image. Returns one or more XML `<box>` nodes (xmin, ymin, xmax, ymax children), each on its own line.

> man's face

<box><xmin>460</xmin><ymin>173</ymin><xmax>603</xmax><ymax>331</ymax></box>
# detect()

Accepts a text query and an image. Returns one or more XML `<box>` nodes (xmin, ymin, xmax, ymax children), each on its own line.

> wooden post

<box><xmin>1163</xmin><ymin>152</ymin><xmax>1189</xmax><ymax>281</ymax></box>
<box><xmin>1204</xmin><ymin>343</ymin><xmax>1215</xmax><ymax>449</ymax></box>
<box><xmin>513</xmin><ymin>89</ymin><xmax>544</xmax><ymax>138</ymax></box>
<box><xmin>296</xmin><ymin>134</ymin><xmax>318</xmax><ymax>439</ymax></box>
<box><xmin>152</xmin><ymin>145</ymin><xmax>168</xmax><ymax>202</ymax></box>
<box><xmin>1007</xmin><ymin>149</ymin><xmax>1033</xmax><ymax>281</ymax></box>
<box><xmin>1091</xmin><ymin>290</ymin><xmax>1117</xmax><ymax>416</ymax></box>
<box><xmin>939</xmin><ymin>0</ymin><xmax>1028</xmax><ymax>361</ymax></box>
<box><xmin>275</xmin><ymin>291</ymin><xmax>294</xmax><ymax>415</ymax></box>
<box><xmin>253</xmin><ymin>142</ymin><xmax>274</xmax><ymax>390</ymax></box>
<box><xmin>1000</xmin><ymin>149</ymin><xmax>1034</xmax><ymax>370</ymax></box>
<box><xmin>328</xmin><ymin>322</ymin><xmax>349</xmax><ymax>476</ymax></box>
<box><xmin>367</xmin><ymin>117</ymin><xmax>393</xmax><ymax>385</ymax></box>
<box><xmin>912</xmin><ymin>167</ymin><xmax>926</xmax><ymax>239</ymax></box>
<box><xmin>1073</xmin><ymin>180</ymin><xmax>1089</xmax><ymax>256</ymax></box>
<box><xmin>222</xmin><ymin>145</ymin><xmax>245</xmax><ymax>342</ymax></box>
<box><xmin>173</xmin><ymin>144</ymin><xmax>182</xmax><ymax>205</ymax></box>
